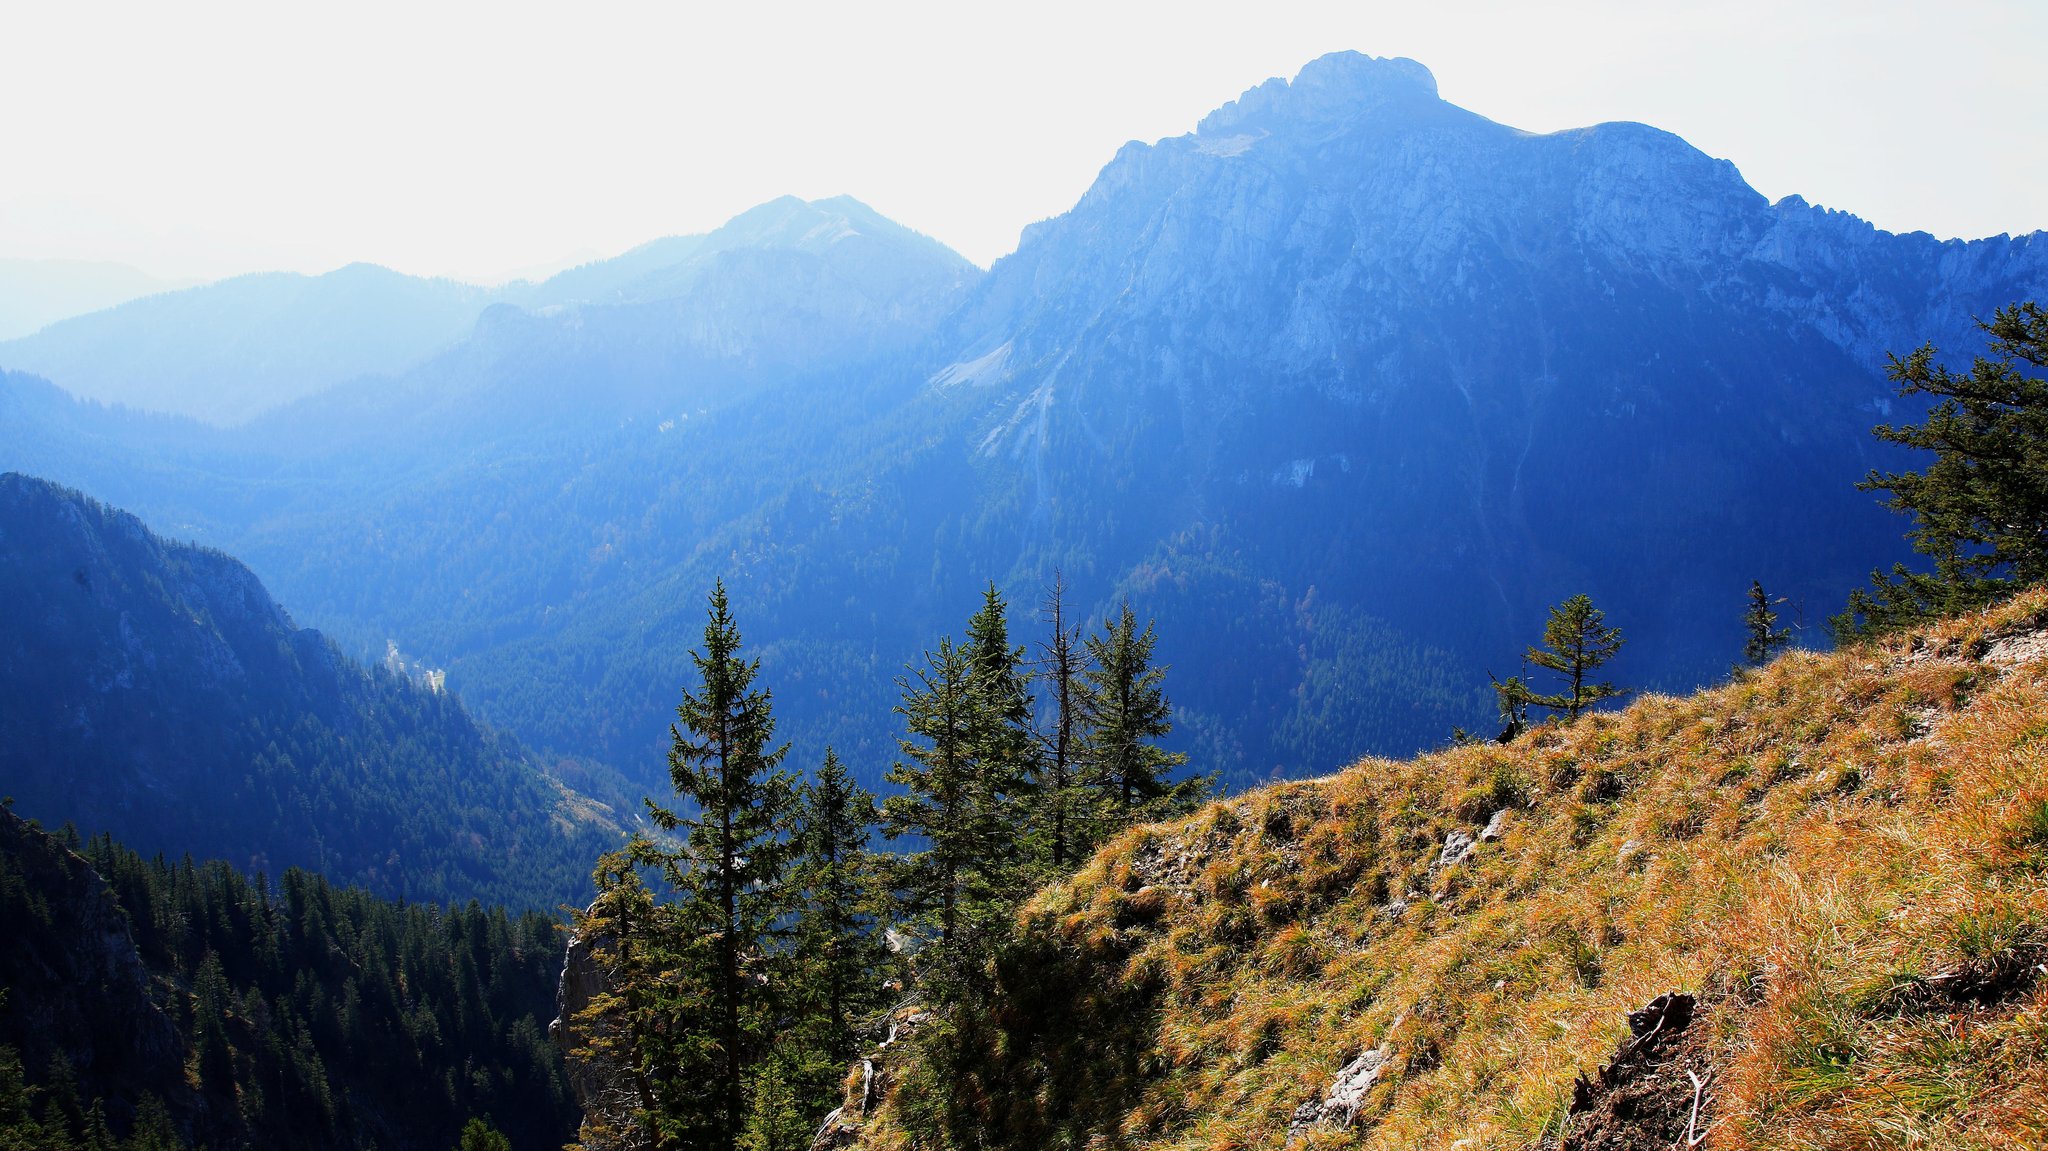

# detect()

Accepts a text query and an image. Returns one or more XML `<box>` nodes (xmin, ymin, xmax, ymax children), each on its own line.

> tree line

<box><xmin>563</xmin><ymin>577</ymin><xmax>1209</xmax><ymax>1151</ymax></box>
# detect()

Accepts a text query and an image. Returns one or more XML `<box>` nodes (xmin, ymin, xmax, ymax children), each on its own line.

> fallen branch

<box><xmin>1686</xmin><ymin>1070</ymin><xmax>1708</xmax><ymax>1148</ymax></box>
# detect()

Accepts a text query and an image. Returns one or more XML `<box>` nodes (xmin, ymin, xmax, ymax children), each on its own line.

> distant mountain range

<box><xmin>0</xmin><ymin>258</ymin><xmax>199</xmax><ymax>342</ymax></box>
<box><xmin>2</xmin><ymin>52</ymin><xmax>2043</xmax><ymax>797</ymax></box>
<box><xmin>0</xmin><ymin>473</ymin><xmax>623</xmax><ymax>908</ymax></box>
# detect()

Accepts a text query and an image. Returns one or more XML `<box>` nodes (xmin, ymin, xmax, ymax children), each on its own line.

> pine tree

<box><xmin>193</xmin><ymin>950</ymin><xmax>237</xmax><ymax>1095</ymax></box>
<box><xmin>641</xmin><ymin>581</ymin><xmax>797</xmax><ymax>1151</ymax></box>
<box><xmin>1079</xmin><ymin>602</ymin><xmax>1202</xmax><ymax>834</ymax></box>
<box><xmin>791</xmin><ymin>749</ymin><xmax>889</xmax><ymax>1064</ymax></box>
<box><xmin>884</xmin><ymin>636</ymin><xmax>989</xmax><ymax>958</ymax></box>
<box><xmin>962</xmin><ymin>584</ymin><xmax>1039</xmax><ymax>899</ymax></box>
<box><xmin>1033</xmin><ymin>572</ymin><xmax>1088</xmax><ymax>870</ymax></box>
<box><xmin>1840</xmin><ymin>301</ymin><xmax>2048</xmax><ymax>634</ymax></box>
<box><xmin>1743</xmin><ymin>580</ymin><xmax>1792</xmax><ymax>667</ymax></box>
<box><xmin>885</xmin><ymin>591</ymin><xmax>1041</xmax><ymax>987</ymax></box>
<box><xmin>1524</xmin><ymin>594</ymin><xmax>1626</xmax><ymax>721</ymax></box>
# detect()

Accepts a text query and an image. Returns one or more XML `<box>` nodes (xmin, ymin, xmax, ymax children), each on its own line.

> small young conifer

<box><xmin>1524</xmin><ymin>594</ymin><xmax>1626</xmax><ymax>721</ymax></box>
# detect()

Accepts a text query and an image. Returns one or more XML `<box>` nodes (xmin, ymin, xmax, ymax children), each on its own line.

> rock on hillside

<box><xmin>838</xmin><ymin>589</ymin><xmax>2048</xmax><ymax>1150</ymax></box>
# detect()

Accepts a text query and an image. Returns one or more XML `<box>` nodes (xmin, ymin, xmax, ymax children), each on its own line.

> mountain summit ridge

<box><xmin>1197</xmin><ymin>50</ymin><xmax>1442</xmax><ymax>137</ymax></box>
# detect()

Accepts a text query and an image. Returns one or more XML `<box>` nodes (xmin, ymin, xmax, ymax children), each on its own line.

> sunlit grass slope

<box><xmin>856</xmin><ymin>591</ymin><xmax>2048</xmax><ymax>1151</ymax></box>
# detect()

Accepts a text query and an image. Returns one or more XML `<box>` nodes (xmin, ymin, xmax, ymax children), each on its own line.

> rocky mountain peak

<box><xmin>1196</xmin><ymin>51</ymin><xmax>1439</xmax><ymax>137</ymax></box>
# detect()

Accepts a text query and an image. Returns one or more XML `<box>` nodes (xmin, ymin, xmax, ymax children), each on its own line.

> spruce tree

<box><xmin>1840</xmin><ymin>301</ymin><xmax>2048</xmax><ymax>634</ymax></box>
<box><xmin>884</xmin><ymin>636</ymin><xmax>983</xmax><ymax>954</ymax></box>
<box><xmin>1743</xmin><ymin>580</ymin><xmax>1792</xmax><ymax>667</ymax></box>
<box><xmin>792</xmin><ymin>749</ymin><xmax>889</xmax><ymax>1063</ymax></box>
<box><xmin>1079</xmin><ymin>602</ymin><xmax>1202</xmax><ymax>835</ymax></box>
<box><xmin>963</xmin><ymin>584</ymin><xmax>1039</xmax><ymax>898</ymax></box>
<box><xmin>641</xmin><ymin>581</ymin><xmax>796</xmax><ymax>1151</ymax></box>
<box><xmin>1524</xmin><ymin>594</ymin><xmax>1626</xmax><ymax>721</ymax></box>
<box><xmin>1034</xmin><ymin>572</ymin><xmax>1088</xmax><ymax>870</ymax></box>
<box><xmin>885</xmin><ymin>593</ymin><xmax>1038</xmax><ymax>982</ymax></box>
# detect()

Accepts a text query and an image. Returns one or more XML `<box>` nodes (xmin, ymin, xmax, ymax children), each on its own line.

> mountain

<box><xmin>0</xmin><ymin>264</ymin><xmax>499</xmax><ymax>425</ymax></box>
<box><xmin>0</xmin><ymin>807</ymin><xmax>579</xmax><ymax>1150</ymax></box>
<box><xmin>1</xmin><ymin>56</ymin><xmax>2044</xmax><ymax>797</ymax></box>
<box><xmin>909</xmin><ymin>50</ymin><xmax>2047</xmax><ymax>739</ymax></box>
<box><xmin>0</xmin><ymin>196</ymin><xmax>978</xmax><ymax>430</ymax></box>
<box><xmin>516</xmin><ymin>194</ymin><xmax>977</xmax><ymax>310</ymax></box>
<box><xmin>802</xmin><ymin>590</ymin><xmax>2048</xmax><ymax>1150</ymax></box>
<box><xmin>0</xmin><ymin>472</ymin><xmax>623</xmax><ymax>908</ymax></box>
<box><xmin>0</xmin><ymin>258</ymin><xmax>199</xmax><ymax>342</ymax></box>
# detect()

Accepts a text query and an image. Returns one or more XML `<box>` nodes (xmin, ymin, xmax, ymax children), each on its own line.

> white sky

<box><xmin>2</xmin><ymin>0</ymin><xmax>2043</xmax><ymax>282</ymax></box>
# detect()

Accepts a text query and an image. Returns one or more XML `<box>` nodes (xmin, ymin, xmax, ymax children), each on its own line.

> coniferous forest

<box><xmin>0</xmin><ymin>806</ymin><xmax>575</xmax><ymax>1150</ymax></box>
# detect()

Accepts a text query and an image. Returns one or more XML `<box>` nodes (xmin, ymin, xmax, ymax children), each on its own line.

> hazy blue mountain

<box><xmin>0</xmin><ymin>264</ymin><xmax>499</xmax><ymax>425</ymax></box>
<box><xmin>0</xmin><ymin>197</ymin><xmax>977</xmax><ymax>430</ymax></box>
<box><xmin>517</xmin><ymin>194</ymin><xmax>974</xmax><ymax>308</ymax></box>
<box><xmin>2</xmin><ymin>57</ymin><xmax>2043</xmax><ymax>795</ymax></box>
<box><xmin>0</xmin><ymin>258</ymin><xmax>200</xmax><ymax>341</ymax></box>
<box><xmin>0</xmin><ymin>472</ymin><xmax>624</xmax><ymax>908</ymax></box>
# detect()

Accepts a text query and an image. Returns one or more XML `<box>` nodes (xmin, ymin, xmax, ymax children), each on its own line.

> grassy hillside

<box><xmin>844</xmin><ymin>591</ymin><xmax>2048</xmax><ymax>1150</ymax></box>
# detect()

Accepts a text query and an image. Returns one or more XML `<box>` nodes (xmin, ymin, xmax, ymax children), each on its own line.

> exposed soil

<box><xmin>1872</xmin><ymin>943</ymin><xmax>2046</xmax><ymax>1014</ymax></box>
<box><xmin>1563</xmin><ymin>992</ymin><xmax>1714</xmax><ymax>1151</ymax></box>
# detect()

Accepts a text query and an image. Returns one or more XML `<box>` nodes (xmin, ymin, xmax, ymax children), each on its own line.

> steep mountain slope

<box><xmin>833</xmin><ymin>590</ymin><xmax>2048</xmax><ymax>1151</ymax></box>
<box><xmin>0</xmin><ymin>264</ymin><xmax>498</xmax><ymax>424</ymax></box>
<box><xmin>0</xmin><ymin>473</ymin><xmax>622</xmax><ymax>908</ymax></box>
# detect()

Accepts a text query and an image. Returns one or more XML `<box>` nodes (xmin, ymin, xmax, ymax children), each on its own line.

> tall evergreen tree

<box><xmin>640</xmin><ymin>582</ymin><xmax>797</xmax><ymax>1151</ymax></box>
<box><xmin>1840</xmin><ymin>301</ymin><xmax>2048</xmax><ymax>634</ymax></box>
<box><xmin>885</xmin><ymin>591</ymin><xmax>1039</xmax><ymax>979</ymax></box>
<box><xmin>792</xmin><ymin>749</ymin><xmax>889</xmax><ymax>1062</ymax></box>
<box><xmin>1079</xmin><ymin>602</ymin><xmax>1202</xmax><ymax>834</ymax></box>
<box><xmin>963</xmin><ymin>584</ymin><xmax>1039</xmax><ymax>896</ymax></box>
<box><xmin>884</xmin><ymin>636</ymin><xmax>984</xmax><ymax>954</ymax></box>
<box><xmin>1743</xmin><ymin>580</ymin><xmax>1792</xmax><ymax>667</ymax></box>
<box><xmin>1524</xmin><ymin>594</ymin><xmax>1626</xmax><ymax>721</ymax></box>
<box><xmin>1033</xmin><ymin>572</ymin><xmax>1089</xmax><ymax>870</ymax></box>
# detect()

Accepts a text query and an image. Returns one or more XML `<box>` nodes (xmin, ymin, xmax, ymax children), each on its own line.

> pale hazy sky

<box><xmin>3</xmin><ymin>1</ymin><xmax>2042</xmax><ymax>282</ymax></box>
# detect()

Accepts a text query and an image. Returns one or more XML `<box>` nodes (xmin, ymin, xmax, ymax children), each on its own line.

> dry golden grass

<box><xmin>856</xmin><ymin>591</ymin><xmax>2048</xmax><ymax>1151</ymax></box>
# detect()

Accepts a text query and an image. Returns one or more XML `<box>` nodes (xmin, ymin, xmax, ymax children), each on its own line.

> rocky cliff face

<box><xmin>549</xmin><ymin>918</ymin><xmax>641</xmax><ymax>1151</ymax></box>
